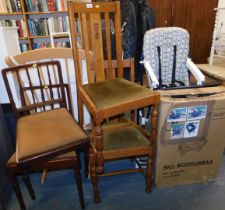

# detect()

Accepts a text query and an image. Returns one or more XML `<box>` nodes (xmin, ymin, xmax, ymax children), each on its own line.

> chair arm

<box><xmin>186</xmin><ymin>58</ymin><xmax>205</xmax><ymax>85</ymax></box>
<box><xmin>141</xmin><ymin>60</ymin><xmax>159</xmax><ymax>88</ymax></box>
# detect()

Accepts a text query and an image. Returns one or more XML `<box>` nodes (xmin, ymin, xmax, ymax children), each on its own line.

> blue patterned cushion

<box><xmin>143</xmin><ymin>27</ymin><xmax>190</xmax><ymax>88</ymax></box>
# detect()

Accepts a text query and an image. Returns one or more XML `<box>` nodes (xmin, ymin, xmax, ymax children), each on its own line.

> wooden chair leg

<box><xmin>74</xmin><ymin>158</ymin><xmax>85</xmax><ymax>209</ymax></box>
<box><xmin>95</xmin><ymin>122</ymin><xmax>104</xmax><ymax>174</ymax></box>
<box><xmin>84</xmin><ymin>149</ymin><xmax>89</xmax><ymax>178</ymax></box>
<box><xmin>7</xmin><ymin>173</ymin><xmax>26</xmax><ymax>210</ymax></box>
<box><xmin>76</xmin><ymin>152</ymin><xmax>81</xmax><ymax>169</ymax></box>
<box><xmin>22</xmin><ymin>175</ymin><xmax>35</xmax><ymax>200</ymax></box>
<box><xmin>89</xmin><ymin>148</ymin><xmax>100</xmax><ymax>203</ymax></box>
<box><xmin>146</xmin><ymin>148</ymin><xmax>153</xmax><ymax>193</ymax></box>
<box><xmin>146</xmin><ymin>104</ymin><xmax>158</xmax><ymax>193</ymax></box>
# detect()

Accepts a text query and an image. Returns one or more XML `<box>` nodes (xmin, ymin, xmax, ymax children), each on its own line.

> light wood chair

<box><xmin>68</xmin><ymin>1</ymin><xmax>160</xmax><ymax>203</ymax></box>
<box><xmin>2</xmin><ymin>61</ymin><xmax>89</xmax><ymax>210</ymax></box>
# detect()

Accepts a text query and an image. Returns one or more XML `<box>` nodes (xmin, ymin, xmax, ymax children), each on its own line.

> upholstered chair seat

<box><xmin>103</xmin><ymin>122</ymin><xmax>150</xmax><ymax>151</ymax></box>
<box><xmin>82</xmin><ymin>78</ymin><xmax>155</xmax><ymax>110</ymax></box>
<box><xmin>7</xmin><ymin>151</ymin><xmax>77</xmax><ymax>166</ymax></box>
<box><xmin>17</xmin><ymin>108</ymin><xmax>87</xmax><ymax>163</ymax></box>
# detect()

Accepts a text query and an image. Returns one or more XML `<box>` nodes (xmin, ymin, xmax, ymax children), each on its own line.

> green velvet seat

<box><xmin>103</xmin><ymin>122</ymin><xmax>150</xmax><ymax>151</ymax></box>
<box><xmin>82</xmin><ymin>78</ymin><xmax>155</xmax><ymax>110</ymax></box>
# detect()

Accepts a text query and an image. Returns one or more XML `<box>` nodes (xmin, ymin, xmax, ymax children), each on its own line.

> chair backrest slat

<box><xmin>68</xmin><ymin>5</ymin><xmax>83</xmax><ymax>88</ymax></box>
<box><xmin>36</xmin><ymin>65</ymin><xmax>46</xmax><ymax>110</ymax></box>
<box><xmin>80</xmin><ymin>13</ymin><xmax>93</xmax><ymax>84</ymax></box>
<box><xmin>114</xmin><ymin>2</ymin><xmax>123</xmax><ymax>78</ymax></box>
<box><xmin>104</xmin><ymin>12</ymin><xmax>113</xmax><ymax>80</ymax></box>
<box><xmin>90</xmin><ymin>12</ymin><xmax>105</xmax><ymax>81</ymax></box>
<box><xmin>46</xmin><ymin>65</ymin><xmax>54</xmax><ymax>109</ymax></box>
<box><xmin>24</xmin><ymin>67</ymin><xmax>38</xmax><ymax>111</ymax></box>
<box><xmin>15</xmin><ymin>70</ymin><xmax>26</xmax><ymax>109</ymax></box>
<box><xmin>2</xmin><ymin>61</ymin><xmax>71</xmax><ymax>118</ymax></box>
<box><xmin>68</xmin><ymin>2</ymin><xmax>123</xmax><ymax>84</ymax></box>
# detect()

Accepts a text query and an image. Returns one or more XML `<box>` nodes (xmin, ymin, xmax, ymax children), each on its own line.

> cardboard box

<box><xmin>154</xmin><ymin>86</ymin><xmax>225</xmax><ymax>188</ymax></box>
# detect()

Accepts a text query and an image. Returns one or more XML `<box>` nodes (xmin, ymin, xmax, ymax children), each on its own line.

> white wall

<box><xmin>0</xmin><ymin>27</ymin><xmax>21</xmax><ymax>104</ymax></box>
<box><xmin>210</xmin><ymin>0</ymin><xmax>225</xmax><ymax>60</ymax></box>
<box><xmin>218</xmin><ymin>0</ymin><xmax>225</xmax><ymax>34</ymax></box>
<box><xmin>218</xmin><ymin>0</ymin><xmax>225</xmax><ymax>7</ymax></box>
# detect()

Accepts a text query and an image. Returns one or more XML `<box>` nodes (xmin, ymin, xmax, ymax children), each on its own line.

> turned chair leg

<box><xmin>94</xmin><ymin>122</ymin><xmax>104</xmax><ymax>174</ymax></box>
<box><xmin>146</xmin><ymin>148</ymin><xmax>154</xmax><ymax>193</ymax></box>
<box><xmin>7</xmin><ymin>173</ymin><xmax>26</xmax><ymax>210</ymax></box>
<box><xmin>89</xmin><ymin>148</ymin><xmax>100</xmax><ymax>203</ymax></box>
<box><xmin>146</xmin><ymin>104</ymin><xmax>158</xmax><ymax>193</ymax></box>
<box><xmin>22</xmin><ymin>175</ymin><xmax>35</xmax><ymax>200</ymax></box>
<box><xmin>74</xmin><ymin>157</ymin><xmax>85</xmax><ymax>209</ymax></box>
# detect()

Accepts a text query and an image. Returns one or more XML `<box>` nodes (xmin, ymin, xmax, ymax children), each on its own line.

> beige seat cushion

<box><xmin>16</xmin><ymin>108</ymin><xmax>87</xmax><ymax>163</ymax></box>
<box><xmin>82</xmin><ymin>78</ymin><xmax>155</xmax><ymax>110</ymax></box>
<box><xmin>8</xmin><ymin>151</ymin><xmax>76</xmax><ymax>165</ymax></box>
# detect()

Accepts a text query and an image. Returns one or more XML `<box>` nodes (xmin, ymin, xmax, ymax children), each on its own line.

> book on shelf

<box><xmin>20</xmin><ymin>43</ymin><xmax>29</xmax><ymax>52</ymax></box>
<box><xmin>32</xmin><ymin>42</ymin><xmax>50</xmax><ymax>49</ymax></box>
<box><xmin>0</xmin><ymin>20</ymin><xmax>17</xmax><ymax>27</ymax></box>
<box><xmin>16</xmin><ymin>19</ymin><xmax>23</xmax><ymax>36</ymax></box>
<box><xmin>7</xmin><ymin>0</ymin><xmax>13</xmax><ymax>12</ymax></box>
<box><xmin>0</xmin><ymin>0</ymin><xmax>22</xmax><ymax>13</ymax></box>
<box><xmin>25</xmin><ymin>0</ymin><xmax>68</xmax><ymax>12</ymax></box>
<box><xmin>28</xmin><ymin>16</ymin><xmax>69</xmax><ymax>36</ymax></box>
<box><xmin>54</xmin><ymin>41</ymin><xmax>70</xmax><ymax>48</ymax></box>
<box><xmin>42</xmin><ymin>0</ymin><xmax>48</xmax><ymax>12</ymax></box>
<box><xmin>0</xmin><ymin>19</ymin><xmax>27</xmax><ymax>38</ymax></box>
<box><xmin>0</xmin><ymin>1</ymin><xmax>8</xmax><ymax>13</ymax></box>
<box><xmin>28</xmin><ymin>18</ymin><xmax>50</xmax><ymax>36</ymax></box>
<box><xmin>16</xmin><ymin>19</ymin><xmax>27</xmax><ymax>37</ymax></box>
<box><xmin>32</xmin><ymin>40</ymin><xmax>70</xmax><ymax>49</ymax></box>
<box><xmin>21</xmin><ymin>20</ymin><xmax>28</xmax><ymax>37</ymax></box>
<box><xmin>15</xmin><ymin>0</ymin><xmax>22</xmax><ymax>12</ymax></box>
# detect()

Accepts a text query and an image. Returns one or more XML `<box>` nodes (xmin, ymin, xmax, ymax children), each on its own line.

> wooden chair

<box><xmin>5</xmin><ymin>47</ymin><xmax>135</xmax><ymax>178</ymax></box>
<box><xmin>2</xmin><ymin>61</ymin><xmax>89</xmax><ymax>210</ymax></box>
<box><xmin>68</xmin><ymin>1</ymin><xmax>160</xmax><ymax>203</ymax></box>
<box><xmin>5</xmin><ymin>48</ymin><xmax>84</xmax><ymax>123</ymax></box>
<box><xmin>5</xmin><ymin>47</ymin><xmax>135</xmax><ymax>127</ymax></box>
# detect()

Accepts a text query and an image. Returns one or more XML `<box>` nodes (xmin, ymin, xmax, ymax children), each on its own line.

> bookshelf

<box><xmin>0</xmin><ymin>0</ymin><xmax>71</xmax><ymax>52</ymax></box>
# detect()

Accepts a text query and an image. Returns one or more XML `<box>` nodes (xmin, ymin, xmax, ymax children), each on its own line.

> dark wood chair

<box><xmin>2</xmin><ymin>61</ymin><xmax>89</xmax><ymax>210</ymax></box>
<box><xmin>5</xmin><ymin>47</ymin><xmax>93</xmax><ymax>128</ymax></box>
<box><xmin>68</xmin><ymin>1</ymin><xmax>160</xmax><ymax>203</ymax></box>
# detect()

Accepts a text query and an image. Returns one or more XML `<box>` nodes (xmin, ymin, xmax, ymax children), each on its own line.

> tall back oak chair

<box><xmin>68</xmin><ymin>1</ymin><xmax>160</xmax><ymax>203</ymax></box>
<box><xmin>2</xmin><ymin>61</ymin><xmax>88</xmax><ymax>210</ymax></box>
